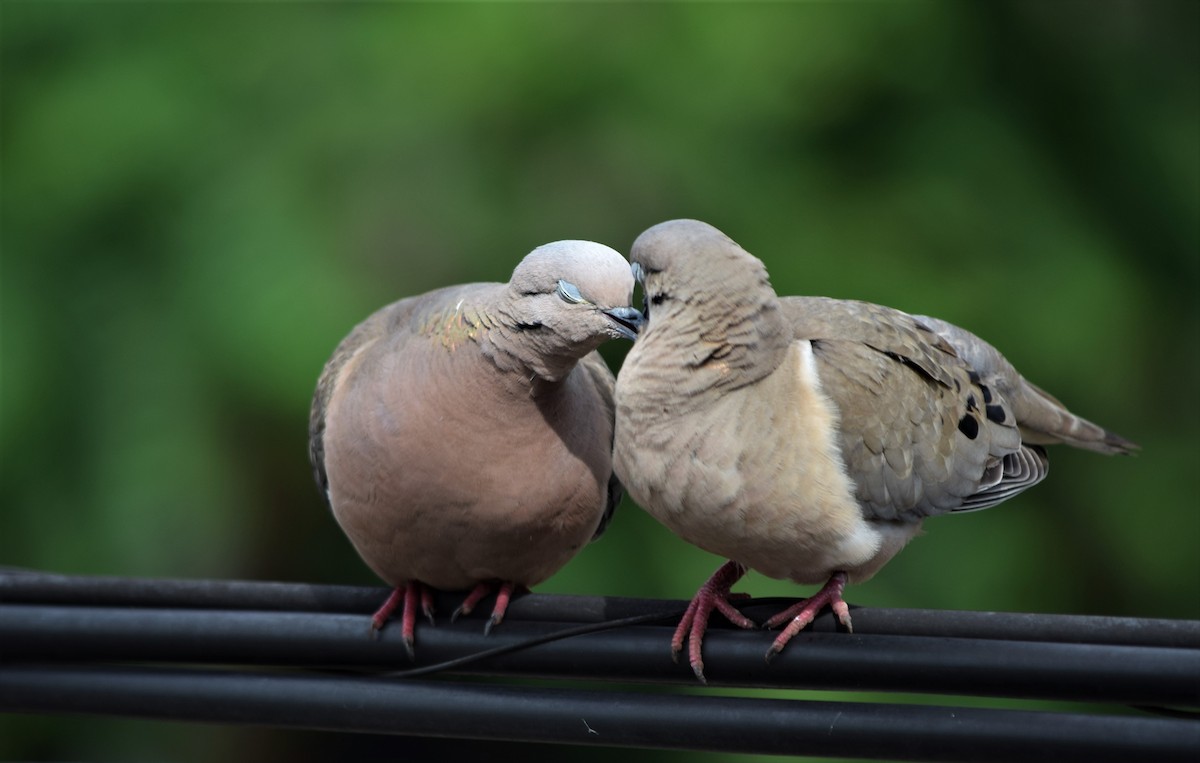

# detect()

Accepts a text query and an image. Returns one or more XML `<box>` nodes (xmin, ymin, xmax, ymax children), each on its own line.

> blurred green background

<box><xmin>2</xmin><ymin>1</ymin><xmax>1197</xmax><ymax>761</ymax></box>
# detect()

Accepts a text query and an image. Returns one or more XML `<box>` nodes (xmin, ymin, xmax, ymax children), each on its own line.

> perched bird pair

<box><xmin>309</xmin><ymin>220</ymin><xmax>1136</xmax><ymax>678</ymax></box>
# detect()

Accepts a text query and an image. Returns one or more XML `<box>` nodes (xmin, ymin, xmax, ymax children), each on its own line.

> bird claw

<box><xmin>368</xmin><ymin>586</ymin><xmax>406</xmax><ymax>637</ymax></box>
<box><xmin>832</xmin><ymin>598</ymin><xmax>853</xmax><ymax>632</ymax></box>
<box><xmin>453</xmin><ymin>581</ymin><xmax>493</xmax><ymax>624</ymax></box>
<box><xmin>671</xmin><ymin>560</ymin><xmax>749</xmax><ymax>682</ymax></box>
<box><xmin>451</xmin><ymin>580</ymin><xmax>518</xmax><ymax>636</ymax></box>
<box><xmin>363</xmin><ymin>579</ymin><xmax>521</xmax><ymax>656</ymax></box>
<box><xmin>367</xmin><ymin>584</ymin><xmax>429</xmax><ymax>659</ymax></box>
<box><xmin>421</xmin><ymin>588</ymin><xmax>436</xmax><ymax>626</ymax></box>
<box><xmin>714</xmin><ymin>595</ymin><xmax>758</xmax><ymax>631</ymax></box>
<box><xmin>762</xmin><ymin>572</ymin><xmax>852</xmax><ymax>661</ymax></box>
<box><xmin>483</xmin><ymin>581</ymin><xmax>516</xmax><ymax>636</ymax></box>
<box><xmin>483</xmin><ymin>614</ymin><xmax>501</xmax><ymax>637</ymax></box>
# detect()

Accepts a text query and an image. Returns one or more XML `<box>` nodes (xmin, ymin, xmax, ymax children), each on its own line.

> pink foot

<box><xmin>369</xmin><ymin>582</ymin><xmax>434</xmax><ymax>659</ymax></box>
<box><xmin>370</xmin><ymin>586</ymin><xmax>404</xmax><ymax>634</ymax></box>
<box><xmin>451</xmin><ymin>581</ymin><xmax>492</xmax><ymax>622</ymax></box>
<box><xmin>763</xmin><ymin>571</ymin><xmax>852</xmax><ymax>662</ymax></box>
<box><xmin>451</xmin><ymin>580</ymin><xmax>525</xmax><ymax>634</ymax></box>
<box><xmin>484</xmin><ymin>581</ymin><xmax>517</xmax><ymax>635</ymax></box>
<box><xmin>672</xmin><ymin>560</ymin><xmax>757</xmax><ymax>683</ymax></box>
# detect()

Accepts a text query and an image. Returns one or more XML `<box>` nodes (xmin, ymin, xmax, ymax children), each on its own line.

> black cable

<box><xmin>4</xmin><ymin>570</ymin><xmax>1198</xmax><ymax>760</ymax></box>
<box><xmin>4</xmin><ymin>568</ymin><xmax>1198</xmax><ymax>648</ymax></box>
<box><xmin>2</xmin><ymin>663</ymin><xmax>1196</xmax><ymax>762</ymax></box>
<box><xmin>1131</xmin><ymin>705</ymin><xmax>1200</xmax><ymax>720</ymax></box>
<box><xmin>4</xmin><ymin>603</ymin><xmax>1198</xmax><ymax>704</ymax></box>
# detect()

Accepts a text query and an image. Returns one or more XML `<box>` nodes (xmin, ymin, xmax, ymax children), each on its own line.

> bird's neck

<box><xmin>485</xmin><ymin>330</ymin><xmax>585</xmax><ymax>393</ymax></box>
<box><xmin>414</xmin><ymin>290</ymin><xmax>565</xmax><ymax>395</ymax></box>
<box><xmin>475</xmin><ymin>292</ymin><xmax>594</xmax><ymax>392</ymax></box>
<box><xmin>640</xmin><ymin>289</ymin><xmax>792</xmax><ymax>399</ymax></box>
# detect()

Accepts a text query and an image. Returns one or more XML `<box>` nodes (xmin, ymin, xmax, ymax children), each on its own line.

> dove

<box><xmin>613</xmin><ymin>219</ymin><xmax>1137</xmax><ymax>681</ymax></box>
<box><xmin>309</xmin><ymin>240</ymin><xmax>643</xmax><ymax>655</ymax></box>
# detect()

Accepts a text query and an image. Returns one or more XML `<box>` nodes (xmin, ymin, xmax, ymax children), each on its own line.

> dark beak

<box><xmin>602</xmin><ymin>305</ymin><xmax>645</xmax><ymax>341</ymax></box>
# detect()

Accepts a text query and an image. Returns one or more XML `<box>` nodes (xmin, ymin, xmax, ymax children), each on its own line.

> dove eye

<box><xmin>556</xmin><ymin>280</ymin><xmax>588</xmax><ymax>305</ymax></box>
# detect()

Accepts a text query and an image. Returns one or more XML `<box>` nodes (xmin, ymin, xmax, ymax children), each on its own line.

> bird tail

<box><xmin>913</xmin><ymin>315</ymin><xmax>1139</xmax><ymax>456</ymax></box>
<box><xmin>1010</xmin><ymin>378</ymin><xmax>1139</xmax><ymax>455</ymax></box>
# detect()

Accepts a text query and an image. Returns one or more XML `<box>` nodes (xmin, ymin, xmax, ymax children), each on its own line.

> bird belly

<box><xmin>326</xmin><ymin>367</ymin><xmax>608</xmax><ymax>591</ymax></box>
<box><xmin>645</xmin><ymin>449</ymin><xmax>888</xmax><ymax>586</ymax></box>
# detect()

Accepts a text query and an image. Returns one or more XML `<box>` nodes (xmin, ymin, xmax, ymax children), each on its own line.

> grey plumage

<box><xmin>613</xmin><ymin>219</ymin><xmax>1136</xmax><ymax>680</ymax></box>
<box><xmin>310</xmin><ymin>240</ymin><xmax>641</xmax><ymax>650</ymax></box>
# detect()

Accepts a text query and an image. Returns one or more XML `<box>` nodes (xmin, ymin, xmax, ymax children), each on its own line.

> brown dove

<box><xmin>613</xmin><ymin>219</ymin><xmax>1137</xmax><ymax>681</ymax></box>
<box><xmin>310</xmin><ymin>240</ymin><xmax>643</xmax><ymax>655</ymax></box>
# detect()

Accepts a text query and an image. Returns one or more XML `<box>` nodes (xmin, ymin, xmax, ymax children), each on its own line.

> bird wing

<box><xmin>308</xmin><ymin>283</ymin><xmax>486</xmax><ymax>503</ymax></box>
<box><xmin>913</xmin><ymin>314</ymin><xmax>1138</xmax><ymax>455</ymax></box>
<box><xmin>781</xmin><ymin>297</ymin><xmax>1045</xmax><ymax>521</ymax></box>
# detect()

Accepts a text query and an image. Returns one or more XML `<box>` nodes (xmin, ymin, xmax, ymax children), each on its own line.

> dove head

<box><xmin>627</xmin><ymin>219</ymin><xmax>791</xmax><ymax>387</ymax></box>
<box><xmin>630</xmin><ymin>219</ymin><xmax>777</xmax><ymax>317</ymax></box>
<box><xmin>498</xmin><ymin>240</ymin><xmax>644</xmax><ymax>381</ymax></box>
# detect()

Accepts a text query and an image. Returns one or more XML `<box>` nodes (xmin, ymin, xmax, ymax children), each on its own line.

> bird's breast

<box><xmin>324</xmin><ymin>346</ymin><xmax>610</xmax><ymax>589</ymax></box>
<box><xmin>617</xmin><ymin>341</ymin><xmax>895</xmax><ymax>584</ymax></box>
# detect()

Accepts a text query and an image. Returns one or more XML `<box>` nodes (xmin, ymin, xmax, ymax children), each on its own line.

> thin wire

<box><xmin>1131</xmin><ymin>705</ymin><xmax>1200</xmax><ymax>720</ymax></box>
<box><xmin>379</xmin><ymin>606</ymin><xmax>688</xmax><ymax>679</ymax></box>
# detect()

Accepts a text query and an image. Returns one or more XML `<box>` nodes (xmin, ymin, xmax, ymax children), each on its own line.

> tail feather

<box><xmin>1016</xmin><ymin>380</ymin><xmax>1139</xmax><ymax>455</ymax></box>
<box><xmin>913</xmin><ymin>315</ymin><xmax>1139</xmax><ymax>456</ymax></box>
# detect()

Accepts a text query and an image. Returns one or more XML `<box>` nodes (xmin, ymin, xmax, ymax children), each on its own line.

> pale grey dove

<box><xmin>309</xmin><ymin>240</ymin><xmax>643</xmax><ymax>654</ymax></box>
<box><xmin>613</xmin><ymin>219</ymin><xmax>1137</xmax><ymax>681</ymax></box>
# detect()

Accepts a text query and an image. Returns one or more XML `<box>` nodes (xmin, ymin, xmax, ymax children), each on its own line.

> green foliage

<box><xmin>2</xmin><ymin>2</ymin><xmax>1197</xmax><ymax>761</ymax></box>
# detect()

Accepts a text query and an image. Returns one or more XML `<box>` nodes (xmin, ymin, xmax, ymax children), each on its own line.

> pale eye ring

<box><xmin>556</xmin><ymin>280</ymin><xmax>587</xmax><ymax>305</ymax></box>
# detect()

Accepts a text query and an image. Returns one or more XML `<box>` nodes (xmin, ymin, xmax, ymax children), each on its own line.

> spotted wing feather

<box><xmin>782</xmin><ymin>297</ymin><xmax>1041</xmax><ymax>521</ymax></box>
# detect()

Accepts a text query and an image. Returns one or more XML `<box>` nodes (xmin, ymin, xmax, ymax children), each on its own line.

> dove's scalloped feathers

<box><xmin>782</xmin><ymin>297</ymin><xmax>1038</xmax><ymax>521</ymax></box>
